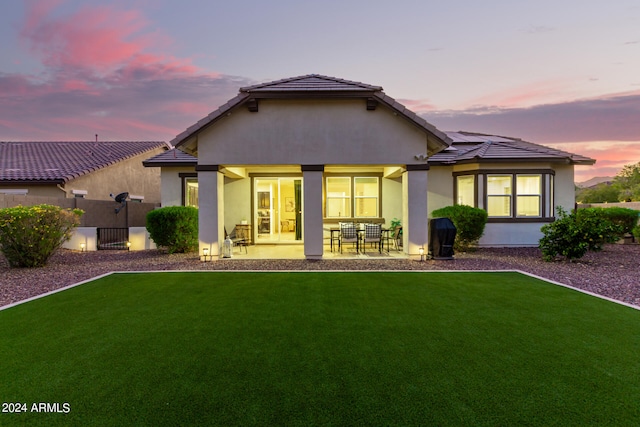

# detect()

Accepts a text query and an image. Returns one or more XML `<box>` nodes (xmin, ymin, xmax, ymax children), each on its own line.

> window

<box><xmin>185</xmin><ymin>178</ymin><xmax>199</xmax><ymax>208</ymax></box>
<box><xmin>487</xmin><ymin>175</ymin><xmax>512</xmax><ymax>217</ymax></box>
<box><xmin>516</xmin><ymin>175</ymin><xmax>541</xmax><ymax>217</ymax></box>
<box><xmin>456</xmin><ymin>175</ymin><xmax>475</xmax><ymax>206</ymax></box>
<box><xmin>454</xmin><ymin>171</ymin><xmax>551</xmax><ymax>221</ymax></box>
<box><xmin>326</xmin><ymin>177</ymin><xmax>351</xmax><ymax>217</ymax></box>
<box><xmin>354</xmin><ymin>177</ymin><xmax>378</xmax><ymax>217</ymax></box>
<box><xmin>325</xmin><ymin>176</ymin><xmax>379</xmax><ymax>218</ymax></box>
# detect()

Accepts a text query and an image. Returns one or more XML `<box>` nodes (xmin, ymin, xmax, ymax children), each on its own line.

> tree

<box><xmin>613</xmin><ymin>162</ymin><xmax>640</xmax><ymax>202</ymax></box>
<box><xmin>576</xmin><ymin>183</ymin><xmax>620</xmax><ymax>203</ymax></box>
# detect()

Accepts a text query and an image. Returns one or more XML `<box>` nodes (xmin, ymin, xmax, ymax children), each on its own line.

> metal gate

<box><xmin>97</xmin><ymin>228</ymin><xmax>129</xmax><ymax>250</ymax></box>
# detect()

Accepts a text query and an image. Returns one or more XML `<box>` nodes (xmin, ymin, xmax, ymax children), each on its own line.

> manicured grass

<box><xmin>1</xmin><ymin>272</ymin><xmax>639</xmax><ymax>426</ymax></box>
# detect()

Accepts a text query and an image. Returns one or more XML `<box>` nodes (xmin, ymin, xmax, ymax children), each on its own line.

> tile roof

<box><xmin>171</xmin><ymin>74</ymin><xmax>451</xmax><ymax>151</ymax></box>
<box><xmin>429</xmin><ymin>131</ymin><xmax>595</xmax><ymax>165</ymax></box>
<box><xmin>240</xmin><ymin>74</ymin><xmax>383</xmax><ymax>93</ymax></box>
<box><xmin>143</xmin><ymin>148</ymin><xmax>198</xmax><ymax>167</ymax></box>
<box><xmin>0</xmin><ymin>141</ymin><xmax>168</xmax><ymax>184</ymax></box>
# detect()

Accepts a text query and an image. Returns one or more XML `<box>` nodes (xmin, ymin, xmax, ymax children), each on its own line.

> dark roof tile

<box><xmin>429</xmin><ymin>132</ymin><xmax>595</xmax><ymax>165</ymax></box>
<box><xmin>0</xmin><ymin>141</ymin><xmax>168</xmax><ymax>183</ymax></box>
<box><xmin>143</xmin><ymin>149</ymin><xmax>197</xmax><ymax>167</ymax></box>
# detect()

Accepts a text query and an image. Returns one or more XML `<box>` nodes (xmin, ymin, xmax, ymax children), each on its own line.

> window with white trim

<box><xmin>326</xmin><ymin>177</ymin><xmax>351</xmax><ymax>218</ymax></box>
<box><xmin>516</xmin><ymin>175</ymin><xmax>541</xmax><ymax>217</ymax></box>
<box><xmin>487</xmin><ymin>175</ymin><xmax>512</xmax><ymax>217</ymax></box>
<box><xmin>325</xmin><ymin>176</ymin><xmax>379</xmax><ymax>219</ymax></box>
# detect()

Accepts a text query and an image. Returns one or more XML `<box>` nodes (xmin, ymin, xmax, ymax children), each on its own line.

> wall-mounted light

<box><xmin>419</xmin><ymin>247</ymin><xmax>425</xmax><ymax>262</ymax></box>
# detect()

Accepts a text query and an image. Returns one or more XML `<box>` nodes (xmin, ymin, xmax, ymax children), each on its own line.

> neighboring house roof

<box><xmin>0</xmin><ymin>141</ymin><xmax>168</xmax><ymax>184</ymax></box>
<box><xmin>143</xmin><ymin>148</ymin><xmax>198</xmax><ymax>167</ymax></box>
<box><xmin>429</xmin><ymin>131</ymin><xmax>596</xmax><ymax>166</ymax></box>
<box><xmin>171</xmin><ymin>74</ymin><xmax>452</xmax><ymax>152</ymax></box>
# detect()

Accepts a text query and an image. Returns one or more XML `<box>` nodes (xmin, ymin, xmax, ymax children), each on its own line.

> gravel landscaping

<box><xmin>1</xmin><ymin>244</ymin><xmax>639</xmax><ymax>308</ymax></box>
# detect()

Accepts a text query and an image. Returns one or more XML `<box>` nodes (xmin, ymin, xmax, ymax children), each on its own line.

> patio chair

<box><xmin>339</xmin><ymin>222</ymin><xmax>359</xmax><ymax>253</ymax></box>
<box><xmin>362</xmin><ymin>223</ymin><xmax>382</xmax><ymax>253</ymax></box>
<box><xmin>225</xmin><ymin>226</ymin><xmax>248</xmax><ymax>254</ymax></box>
<box><xmin>391</xmin><ymin>225</ymin><xmax>402</xmax><ymax>251</ymax></box>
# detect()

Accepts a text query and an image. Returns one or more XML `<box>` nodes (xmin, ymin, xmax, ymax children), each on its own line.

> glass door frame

<box><xmin>252</xmin><ymin>176</ymin><xmax>303</xmax><ymax>244</ymax></box>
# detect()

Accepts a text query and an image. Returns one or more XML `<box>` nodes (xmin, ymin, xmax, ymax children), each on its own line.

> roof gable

<box><xmin>0</xmin><ymin>141</ymin><xmax>168</xmax><ymax>183</ymax></box>
<box><xmin>171</xmin><ymin>74</ymin><xmax>451</xmax><ymax>153</ymax></box>
<box><xmin>240</xmin><ymin>74</ymin><xmax>383</xmax><ymax>94</ymax></box>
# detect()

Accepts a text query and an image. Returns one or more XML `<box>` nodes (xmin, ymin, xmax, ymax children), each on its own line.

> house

<box><xmin>144</xmin><ymin>74</ymin><xmax>594</xmax><ymax>259</ymax></box>
<box><xmin>0</xmin><ymin>141</ymin><xmax>169</xmax><ymax>202</ymax></box>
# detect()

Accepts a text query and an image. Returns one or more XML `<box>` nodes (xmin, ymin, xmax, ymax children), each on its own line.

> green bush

<box><xmin>0</xmin><ymin>204</ymin><xmax>83</xmax><ymax>268</ymax></box>
<box><xmin>539</xmin><ymin>207</ymin><xmax>623</xmax><ymax>262</ymax></box>
<box><xmin>577</xmin><ymin>207</ymin><xmax>638</xmax><ymax>237</ymax></box>
<box><xmin>146</xmin><ymin>206</ymin><xmax>198</xmax><ymax>253</ymax></box>
<box><xmin>633</xmin><ymin>225</ymin><xmax>640</xmax><ymax>242</ymax></box>
<box><xmin>431</xmin><ymin>205</ymin><xmax>488</xmax><ymax>252</ymax></box>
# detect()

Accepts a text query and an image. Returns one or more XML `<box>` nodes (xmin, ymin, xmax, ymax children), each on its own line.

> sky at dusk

<box><xmin>1</xmin><ymin>0</ymin><xmax>639</xmax><ymax>182</ymax></box>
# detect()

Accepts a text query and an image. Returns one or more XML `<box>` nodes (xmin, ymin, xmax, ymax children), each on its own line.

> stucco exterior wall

<box><xmin>381</xmin><ymin>177</ymin><xmax>402</xmax><ymax>228</ymax></box>
<box><xmin>198</xmin><ymin>99</ymin><xmax>430</xmax><ymax>166</ymax></box>
<box><xmin>479</xmin><ymin>223</ymin><xmax>545</xmax><ymax>247</ymax></box>
<box><xmin>224</xmin><ymin>177</ymin><xmax>251</xmax><ymax>235</ymax></box>
<box><xmin>554</xmin><ymin>164</ymin><xmax>575</xmax><ymax>212</ymax></box>
<box><xmin>427</xmin><ymin>167</ymin><xmax>454</xmax><ymax>215</ymax></box>
<box><xmin>160</xmin><ymin>167</ymin><xmax>193</xmax><ymax>207</ymax></box>
<box><xmin>0</xmin><ymin>185</ymin><xmax>64</xmax><ymax>197</ymax></box>
<box><xmin>65</xmin><ymin>148</ymin><xmax>165</xmax><ymax>202</ymax></box>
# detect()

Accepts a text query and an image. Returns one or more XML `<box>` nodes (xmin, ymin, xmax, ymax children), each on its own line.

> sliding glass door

<box><xmin>254</xmin><ymin>177</ymin><xmax>302</xmax><ymax>243</ymax></box>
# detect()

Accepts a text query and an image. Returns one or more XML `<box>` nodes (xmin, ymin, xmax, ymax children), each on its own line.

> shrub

<box><xmin>0</xmin><ymin>204</ymin><xmax>83</xmax><ymax>268</ymax></box>
<box><xmin>577</xmin><ymin>207</ymin><xmax>638</xmax><ymax>237</ymax></box>
<box><xmin>431</xmin><ymin>205</ymin><xmax>488</xmax><ymax>252</ymax></box>
<box><xmin>633</xmin><ymin>225</ymin><xmax>640</xmax><ymax>242</ymax></box>
<box><xmin>539</xmin><ymin>207</ymin><xmax>623</xmax><ymax>262</ymax></box>
<box><xmin>146</xmin><ymin>206</ymin><xmax>198</xmax><ymax>253</ymax></box>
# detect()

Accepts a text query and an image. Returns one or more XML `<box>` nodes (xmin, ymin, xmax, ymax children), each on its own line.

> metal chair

<box><xmin>362</xmin><ymin>223</ymin><xmax>382</xmax><ymax>253</ymax></box>
<box><xmin>339</xmin><ymin>222</ymin><xmax>359</xmax><ymax>253</ymax></box>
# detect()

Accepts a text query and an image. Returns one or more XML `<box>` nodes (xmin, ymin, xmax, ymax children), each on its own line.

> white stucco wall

<box><xmin>479</xmin><ymin>223</ymin><xmax>545</xmax><ymax>247</ymax></box>
<box><xmin>160</xmin><ymin>167</ymin><xmax>192</xmax><ymax>207</ymax></box>
<box><xmin>427</xmin><ymin>167</ymin><xmax>454</xmax><ymax>215</ymax></box>
<box><xmin>198</xmin><ymin>99</ymin><xmax>431</xmax><ymax>166</ymax></box>
<box><xmin>382</xmin><ymin>177</ymin><xmax>402</xmax><ymax>228</ymax></box>
<box><xmin>554</xmin><ymin>165</ymin><xmax>575</xmax><ymax>213</ymax></box>
<box><xmin>224</xmin><ymin>177</ymin><xmax>251</xmax><ymax>237</ymax></box>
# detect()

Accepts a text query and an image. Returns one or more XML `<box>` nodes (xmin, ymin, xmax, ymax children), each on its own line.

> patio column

<box><xmin>196</xmin><ymin>166</ymin><xmax>224</xmax><ymax>258</ymax></box>
<box><xmin>302</xmin><ymin>165</ymin><xmax>324</xmax><ymax>259</ymax></box>
<box><xmin>402</xmin><ymin>165</ymin><xmax>429</xmax><ymax>258</ymax></box>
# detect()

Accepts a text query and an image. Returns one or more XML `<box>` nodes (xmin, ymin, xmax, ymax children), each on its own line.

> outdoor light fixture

<box><xmin>223</xmin><ymin>236</ymin><xmax>233</xmax><ymax>258</ymax></box>
<box><xmin>419</xmin><ymin>247</ymin><xmax>425</xmax><ymax>262</ymax></box>
<box><xmin>80</xmin><ymin>242</ymin><xmax>86</xmax><ymax>252</ymax></box>
<box><xmin>126</xmin><ymin>241</ymin><xmax>131</xmax><ymax>251</ymax></box>
<box><xmin>202</xmin><ymin>247</ymin><xmax>210</xmax><ymax>262</ymax></box>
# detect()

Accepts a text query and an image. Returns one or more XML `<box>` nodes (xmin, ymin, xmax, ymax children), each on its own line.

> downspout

<box><xmin>56</xmin><ymin>184</ymin><xmax>68</xmax><ymax>198</ymax></box>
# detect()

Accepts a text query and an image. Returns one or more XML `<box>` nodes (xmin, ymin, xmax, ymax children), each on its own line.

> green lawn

<box><xmin>1</xmin><ymin>272</ymin><xmax>639</xmax><ymax>426</ymax></box>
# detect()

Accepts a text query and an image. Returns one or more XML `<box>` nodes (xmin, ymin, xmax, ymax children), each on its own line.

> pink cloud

<box><xmin>396</xmin><ymin>98</ymin><xmax>436</xmax><ymax>113</ymax></box>
<box><xmin>0</xmin><ymin>1</ymin><xmax>248</xmax><ymax>142</ymax></box>
<box><xmin>466</xmin><ymin>79</ymin><xmax>573</xmax><ymax>109</ymax></box>
<box><xmin>22</xmin><ymin>1</ymin><xmax>149</xmax><ymax>73</ymax></box>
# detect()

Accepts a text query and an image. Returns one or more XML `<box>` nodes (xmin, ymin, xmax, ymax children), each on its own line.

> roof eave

<box><xmin>143</xmin><ymin>161</ymin><xmax>197</xmax><ymax>168</ymax></box>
